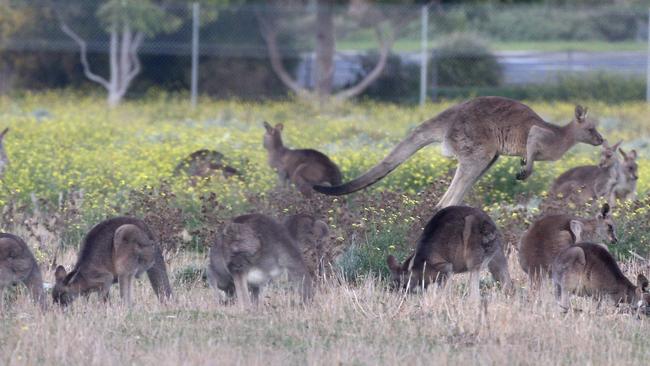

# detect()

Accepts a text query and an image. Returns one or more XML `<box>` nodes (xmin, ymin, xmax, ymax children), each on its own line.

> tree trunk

<box><xmin>314</xmin><ymin>0</ymin><xmax>335</xmax><ymax>98</ymax></box>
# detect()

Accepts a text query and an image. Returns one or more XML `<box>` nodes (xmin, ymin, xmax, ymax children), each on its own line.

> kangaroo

<box><xmin>314</xmin><ymin>97</ymin><xmax>603</xmax><ymax>210</ymax></box>
<box><xmin>549</xmin><ymin>140</ymin><xmax>622</xmax><ymax>205</ymax></box>
<box><xmin>263</xmin><ymin>121</ymin><xmax>343</xmax><ymax>196</ymax></box>
<box><xmin>386</xmin><ymin>206</ymin><xmax>511</xmax><ymax>298</ymax></box>
<box><xmin>0</xmin><ymin>233</ymin><xmax>46</xmax><ymax>309</ymax></box>
<box><xmin>613</xmin><ymin>148</ymin><xmax>638</xmax><ymax>201</ymax></box>
<box><xmin>0</xmin><ymin>127</ymin><xmax>9</xmax><ymax>179</ymax></box>
<box><xmin>518</xmin><ymin>204</ymin><xmax>617</xmax><ymax>284</ymax></box>
<box><xmin>283</xmin><ymin>213</ymin><xmax>329</xmax><ymax>277</ymax></box>
<box><xmin>552</xmin><ymin>242</ymin><xmax>650</xmax><ymax>313</ymax></box>
<box><xmin>52</xmin><ymin>217</ymin><xmax>172</xmax><ymax>307</ymax></box>
<box><xmin>207</xmin><ymin>213</ymin><xmax>313</xmax><ymax>308</ymax></box>
<box><xmin>174</xmin><ymin>149</ymin><xmax>241</xmax><ymax>184</ymax></box>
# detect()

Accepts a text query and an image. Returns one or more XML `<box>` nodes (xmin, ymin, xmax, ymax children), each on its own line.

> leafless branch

<box><xmin>59</xmin><ymin>21</ymin><xmax>110</xmax><ymax>89</ymax></box>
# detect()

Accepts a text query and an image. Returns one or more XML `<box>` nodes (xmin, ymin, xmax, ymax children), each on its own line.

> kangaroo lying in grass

<box><xmin>387</xmin><ymin>206</ymin><xmax>511</xmax><ymax>298</ymax></box>
<box><xmin>518</xmin><ymin>204</ymin><xmax>617</xmax><ymax>284</ymax></box>
<box><xmin>0</xmin><ymin>127</ymin><xmax>9</xmax><ymax>179</ymax></box>
<box><xmin>263</xmin><ymin>122</ymin><xmax>342</xmax><ymax>196</ymax></box>
<box><xmin>552</xmin><ymin>242</ymin><xmax>650</xmax><ymax>313</ymax></box>
<box><xmin>52</xmin><ymin>217</ymin><xmax>172</xmax><ymax>307</ymax></box>
<box><xmin>549</xmin><ymin>140</ymin><xmax>622</xmax><ymax>205</ymax></box>
<box><xmin>315</xmin><ymin>97</ymin><xmax>604</xmax><ymax>210</ymax></box>
<box><xmin>0</xmin><ymin>233</ymin><xmax>46</xmax><ymax>309</ymax></box>
<box><xmin>207</xmin><ymin>213</ymin><xmax>313</xmax><ymax>308</ymax></box>
<box><xmin>174</xmin><ymin>149</ymin><xmax>241</xmax><ymax>184</ymax></box>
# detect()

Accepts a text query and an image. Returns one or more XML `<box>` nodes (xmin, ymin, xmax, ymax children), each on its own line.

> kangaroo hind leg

<box><xmin>436</xmin><ymin>153</ymin><xmax>498</xmax><ymax>209</ymax></box>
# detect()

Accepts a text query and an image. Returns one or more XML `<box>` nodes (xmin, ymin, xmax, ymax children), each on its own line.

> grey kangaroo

<box><xmin>518</xmin><ymin>204</ymin><xmax>617</xmax><ymax>284</ymax></box>
<box><xmin>549</xmin><ymin>140</ymin><xmax>622</xmax><ymax>205</ymax></box>
<box><xmin>0</xmin><ymin>233</ymin><xmax>46</xmax><ymax>309</ymax></box>
<box><xmin>387</xmin><ymin>206</ymin><xmax>511</xmax><ymax>298</ymax></box>
<box><xmin>283</xmin><ymin>213</ymin><xmax>330</xmax><ymax>277</ymax></box>
<box><xmin>315</xmin><ymin>97</ymin><xmax>603</xmax><ymax>210</ymax></box>
<box><xmin>207</xmin><ymin>213</ymin><xmax>313</xmax><ymax>308</ymax></box>
<box><xmin>552</xmin><ymin>243</ymin><xmax>650</xmax><ymax>313</ymax></box>
<box><xmin>52</xmin><ymin>217</ymin><xmax>172</xmax><ymax>306</ymax></box>
<box><xmin>263</xmin><ymin>122</ymin><xmax>342</xmax><ymax>196</ymax></box>
<box><xmin>0</xmin><ymin>127</ymin><xmax>9</xmax><ymax>179</ymax></box>
<box><xmin>613</xmin><ymin>148</ymin><xmax>638</xmax><ymax>201</ymax></box>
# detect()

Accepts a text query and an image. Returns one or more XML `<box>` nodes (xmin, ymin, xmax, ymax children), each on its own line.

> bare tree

<box><xmin>256</xmin><ymin>0</ymin><xmax>421</xmax><ymax>102</ymax></box>
<box><xmin>57</xmin><ymin>1</ymin><xmax>182</xmax><ymax>106</ymax></box>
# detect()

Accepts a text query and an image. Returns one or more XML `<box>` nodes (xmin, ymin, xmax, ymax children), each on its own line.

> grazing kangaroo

<box><xmin>0</xmin><ymin>233</ymin><xmax>46</xmax><ymax>309</ymax></box>
<box><xmin>386</xmin><ymin>206</ymin><xmax>511</xmax><ymax>298</ymax></box>
<box><xmin>518</xmin><ymin>204</ymin><xmax>617</xmax><ymax>283</ymax></box>
<box><xmin>552</xmin><ymin>242</ymin><xmax>650</xmax><ymax>313</ymax></box>
<box><xmin>549</xmin><ymin>140</ymin><xmax>622</xmax><ymax>205</ymax></box>
<box><xmin>0</xmin><ymin>127</ymin><xmax>9</xmax><ymax>179</ymax></box>
<box><xmin>314</xmin><ymin>97</ymin><xmax>603</xmax><ymax>210</ymax></box>
<box><xmin>174</xmin><ymin>149</ymin><xmax>241</xmax><ymax>184</ymax></box>
<box><xmin>613</xmin><ymin>148</ymin><xmax>638</xmax><ymax>201</ymax></box>
<box><xmin>263</xmin><ymin>122</ymin><xmax>343</xmax><ymax>196</ymax></box>
<box><xmin>283</xmin><ymin>213</ymin><xmax>330</xmax><ymax>277</ymax></box>
<box><xmin>52</xmin><ymin>217</ymin><xmax>172</xmax><ymax>307</ymax></box>
<box><xmin>207</xmin><ymin>213</ymin><xmax>313</xmax><ymax>308</ymax></box>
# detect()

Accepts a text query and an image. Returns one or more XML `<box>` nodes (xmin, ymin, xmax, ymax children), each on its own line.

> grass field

<box><xmin>1</xmin><ymin>93</ymin><xmax>650</xmax><ymax>365</ymax></box>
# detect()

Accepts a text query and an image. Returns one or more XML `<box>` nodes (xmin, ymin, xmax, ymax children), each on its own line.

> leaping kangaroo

<box><xmin>314</xmin><ymin>96</ymin><xmax>604</xmax><ymax>209</ymax></box>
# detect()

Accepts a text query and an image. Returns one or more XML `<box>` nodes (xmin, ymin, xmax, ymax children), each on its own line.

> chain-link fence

<box><xmin>0</xmin><ymin>0</ymin><xmax>648</xmax><ymax>104</ymax></box>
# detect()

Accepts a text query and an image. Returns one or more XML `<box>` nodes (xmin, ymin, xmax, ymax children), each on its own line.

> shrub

<box><xmin>353</xmin><ymin>52</ymin><xmax>420</xmax><ymax>103</ymax></box>
<box><xmin>432</xmin><ymin>33</ymin><xmax>502</xmax><ymax>88</ymax></box>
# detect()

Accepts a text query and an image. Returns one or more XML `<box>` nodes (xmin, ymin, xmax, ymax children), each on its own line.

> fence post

<box><xmin>419</xmin><ymin>5</ymin><xmax>429</xmax><ymax>106</ymax></box>
<box><xmin>191</xmin><ymin>2</ymin><xmax>200</xmax><ymax>108</ymax></box>
<box><xmin>646</xmin><ymin>8</ymin><xmax>650</xmax><ymax>104</ymax></box>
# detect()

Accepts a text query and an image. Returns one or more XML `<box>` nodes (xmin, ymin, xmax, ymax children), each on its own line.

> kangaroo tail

<box><xmin>313</xmin><ymin>118</ymin><xmax>446</xmax><ymax>195</ymax></box>
<box><xmin>146</xmin><ymin>248</ymin><xmax>173</xmax><ymax>301</ymax></box>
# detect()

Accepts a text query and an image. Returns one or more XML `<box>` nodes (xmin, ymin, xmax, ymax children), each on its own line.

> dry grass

<box><xmin>2</xmin><ymin>248</ymin><xmax>650</xmax><ymax>366</ymax></box>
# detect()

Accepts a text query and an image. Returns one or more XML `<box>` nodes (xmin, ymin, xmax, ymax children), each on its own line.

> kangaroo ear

<box><xmin>569</xmin><ymin>220</ymin><xmax>584</xmax><ymax>243</ymax></box>
<box><xmin>575</xmin><ymin>105</ymin><xmax>588</xmax><ymax>122</ymax></box>
<box><xmin>0</xmin><ymin>127</ymin><xmax>8</xmax><ymax>139</ymax></box>
<box><xmin>275</xmin><ymin>123</ymin><xmax>284</xmax><ymax>131</ymax></box>
<box><xmin>54</xmin><ymin>265</ymin><xmax>67</xmax><ymax>283</ymax></box>
<box><xmin>618</xmin><ymin>148</ymin><xmax>628</xmax><ymax>160</ymax></box>
<box><xmin>630</xmin><ymin>149</ymin><xmax>638</xmax><ymax>160</ymax></box>
<box><xmin>600</xmin><ymin>203</ymin><xmax>611</xmax><ymax>218</ymax></box>
<box><xmin>611</xmin><ymin>140</ymin><xmax>622</xmax><ymax>151</ymax></box>
<box><xmin>387</xmin><ymin>255</ymin><xmax>401</xmax><ymax>272</ymax></box>
<box><xmin>263</xmin><ymin>121</ymin><xmax>274</xmax><ymax>133</ymax></box>
<box><xmin>637</xmin><ymin>274</ymin><xmax>649</xmax><ymax>292</ymax></box>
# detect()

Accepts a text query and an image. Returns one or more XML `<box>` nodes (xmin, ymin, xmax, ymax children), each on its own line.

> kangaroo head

<box><xmin>634</xmin><ymin>273</ymin><xmax>650</xmax><ymax>314</ymax></box>
<box><xmin>619</xmin><ymin>148</ymin><xmax>639</xmax><ymax>182</ymax></box>
<box><xmin>386</xmin><ymin>254</ymin><xmax>436</xmax><ymax>292</ymax></box>
<box><xmin>263</xmin><ymin>121</ymin><xmax>284</xmax><ymax>151</ymax></box>
<box><xmin>598</xmin><ymin>140</ymin><xmax>622</xmax><ymax>168</ymax></box>
<box><xmin>223</xmin><ymin>222</ymin><xmax>261</xmax><ymax>256</ymax></box>
<box><xmin>52</xmin><ymin>265</ymin><xmax>78</xmax><ymax>307</ymax></box>
<box><xmin>571</xmin><ymin>105</ymin><xmax>603</xmax><ymax>146</ymax></box>
<box><xmin>576</xmin><ymin>204</ymin><xmax>617</xmax><ymax>244</ymax></box>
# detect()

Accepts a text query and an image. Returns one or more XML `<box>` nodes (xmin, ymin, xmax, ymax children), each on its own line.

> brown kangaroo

<box><xmin>552</xmin><ymin>242</ymin><xmax>650</xmax><ymax>313</ymax></box>
<box><xmin>549</xmin><ymin>140</ymin><xmax>622</xmax><ymax>205</ymax></box>
<box><xmin>263</xmin><ymin>122</ymin><xmax>343</xmax><ymax>196</ymax></box>
<box><xmin>613</xmin><ymin>148</ymin><xmax>638</xmax><ymax>201</ymax></box>
<box><xmin>0</xmin><ymin>127</ymin><xmax>9</xmax><ymax>179</ymax></box>
<box><xmin>52</xmin><ymin>217</ymin><xmax>172</xmax><ymax>307</ymax></box>
<box><xmin>386</xmin><ymin>206</ymin><xmax>511</xmax><ymax>298</ymax></box>
<box><xmin>314</xmin><ymin>97</ymin><xmax>603</xmax><ymax>210</ymax></box>
<box><xmin>207</xmin><ymin>213</ymin><xmax>313</xmax><ymax>308</ymax></box>
<box><xmin>283</xmin><ymin>213</ymin><xmax>330</xmax><ymax>277</ymax></box>
<box><xmin>518</xmin><ymin>204</ymin><xmax>617</xmax><ymax>284</ymax></box>
<box><xmin>0</xmin><ymin>233</ymin><xmax>46</xmax><ymax>309</ymax></box>
<box><xmin>174</xmin><ymin>149</ymin><xmax>241</xmax><ymax>184</ymax></box>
